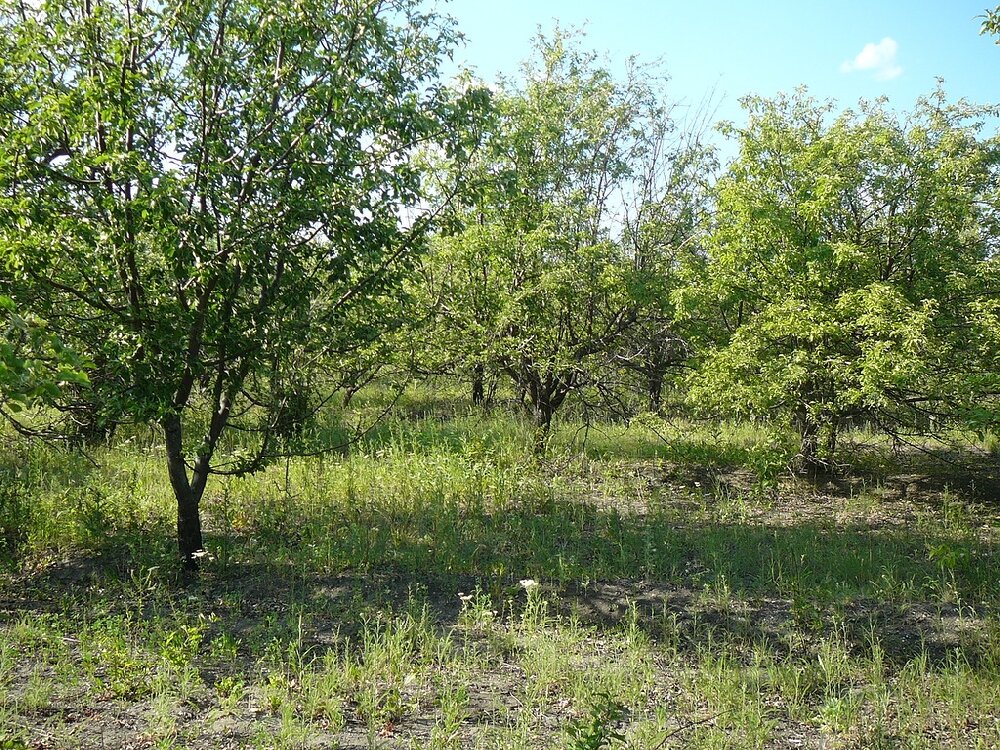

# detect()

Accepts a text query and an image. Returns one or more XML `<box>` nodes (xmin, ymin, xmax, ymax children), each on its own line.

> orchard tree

<box><xmin>620</xmin><ymin>123</ymin><xmax>716</xmax><ymax>412</ymax></box>
<box><xmin>687</xmin><ymin>89</ymin><xmax>999</xmax><ymax>470</ymax></box>
<box><xmin>0</xmin><ymin>0</ymin><xmax>485</xmax><ymax>567</ymax></box>
<box><xmin>422</xmin><ymin>31</ymin><xmax>669</xmax><ymax>450</ymax></box>
<box><xmin>417</xmin><ymin>224</ymin><xmax>506</xmax><ymax>405</ymax></box>
<box><xmin>406</xmin><ymin>92</ymin><xmax>502</xmax><ymax>405</ymax></box>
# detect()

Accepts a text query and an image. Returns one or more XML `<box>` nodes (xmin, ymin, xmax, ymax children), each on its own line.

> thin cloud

<box><xmin>840</xmin><ymin>37</ymin><xmax>903</xmax><ymax>81</ymax></box>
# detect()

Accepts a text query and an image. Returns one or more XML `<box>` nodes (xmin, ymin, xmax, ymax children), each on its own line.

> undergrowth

<box><xmin>1</xmin><ymin>389</ymin><xmax>998</xmax><ymax>748</ymax></box>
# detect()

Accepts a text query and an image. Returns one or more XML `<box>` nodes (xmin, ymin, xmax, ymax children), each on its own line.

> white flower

<box><xmin>519</xmin><ymin>578</ymin><xmax>539</xmax><ymax>591</ymax></box>
<box><xmin>458</xmin><ymin>592</ymin><xmax>473</xmax><ymax>603</ymax></box>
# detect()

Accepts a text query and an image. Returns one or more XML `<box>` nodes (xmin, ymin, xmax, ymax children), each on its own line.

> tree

<box><xmin>0</xmin><ymin>0</ymin><xmax>485</xmax><ymax>567</ymax></box>
<box><xmin>687</xmin><ymin>89</ymin><xmax>999</xmax><ymax>470</ymax></box>
<box><xmin>620</xmin><ymin>121</ymin><xmax>716</xmax><ymax>413</ymax></box>
<box><xmin>421</xmin><ymin>31</ymin><xmax>672</xmax><ymax>450</ymax></box>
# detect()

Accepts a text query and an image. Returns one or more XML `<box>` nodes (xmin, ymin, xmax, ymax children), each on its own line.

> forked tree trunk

<box><xmin>527</xmin><ymin>376</ymin><xmax>573</xmax><ymax>456</ymax></box>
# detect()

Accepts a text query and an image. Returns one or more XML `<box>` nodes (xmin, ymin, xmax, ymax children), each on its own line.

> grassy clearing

<box><xmin>1</xmin><ymin>390</ymin><xmax>999</xmax><ymax>748</ymax></box>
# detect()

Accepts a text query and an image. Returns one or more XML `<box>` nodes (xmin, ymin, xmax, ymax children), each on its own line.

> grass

<box><xmin>0</xmin><ymin>387</ymin><xmax>999</xmax><ymax>748</ymax></box>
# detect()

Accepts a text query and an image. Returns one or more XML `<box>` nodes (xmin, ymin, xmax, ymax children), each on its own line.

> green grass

<box><xmin>1</xmin><ymin>389</ymin><xmax>999</xmax><ymax>748</ymax></box>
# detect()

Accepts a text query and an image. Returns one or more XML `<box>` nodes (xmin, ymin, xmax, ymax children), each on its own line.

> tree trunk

<box><xmin>532</xmin><ymin>405</ymin><xmax>553</xmax><ymax>456</ymax></box>
<box><xmin>175</xmin><ymin>484</ymin><xmax>204</xmax><ymax>571</ymax></box>
<box><xmin>647</xmin><ymin>371</ymin><xmax>664</xmax><ymax>413</ymax></box>
<box><xmin>342</xmin><ymin>386</ymin><xmax>356</xmax><ymax>409</ymax></box>
<box><xmin>530</xmin><ymin>380</ymin><xmax>572</xmax><ymax>456</ymax></box>
<box><xmin>163</xmin><ymin>414</ymin><xmax>205</xmax><ymax>571</ymax></box>
<box><xmin>516</xmin><ymin>381</ymin><xmax>527</xmax><ymax>410</ymax></box>
<box><xmin>825</xmin><ymin>419</ymin><xmax>839</xmax><ymax>462</ymax></box>
<box><xmin>471</xmin><ymin>364</ymin><xmax>485</xmax><ymax>406</ymax></box>
<box><xmin>793</xmin><ymin>408</ymin><xmax>823</xmax><ymax>474</ymax></box>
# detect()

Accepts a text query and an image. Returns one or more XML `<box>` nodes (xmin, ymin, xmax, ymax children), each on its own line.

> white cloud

<box><xmin>840</xmin><ymin>37</ymin><xmax>903</xmax><ymax>81</ymax></box>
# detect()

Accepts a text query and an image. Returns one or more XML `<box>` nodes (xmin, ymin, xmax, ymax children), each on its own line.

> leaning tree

<box><xmin>0</xmin><ymin>0</ymin><xmax>486</xmax><ymax>567</ymax></box>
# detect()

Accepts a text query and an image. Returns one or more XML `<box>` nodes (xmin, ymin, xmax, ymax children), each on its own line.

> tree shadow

<box><xmin>6</xmin><ymin>487</ymin><xmax>998</xmax><ymax>674</ymax></box>
<box><xmin>831</xmin><ymin>438</ymin><xmax>1000</xmax><ymax>503</ymax></box>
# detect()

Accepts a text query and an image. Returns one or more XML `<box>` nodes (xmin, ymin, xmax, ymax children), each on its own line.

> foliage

<box><xmin>983</xmin><ymin>5</ymin><xmax>1000</xmax><ymax>40</ymax></box>
<box><xmin>0</xmin><ymin>0</ymin><xmax>486</xmax><ymax>564</ymax></box>
<box><xmin>685</xmin><ymin>88</ymin><xmax>1000</xmax><ymax>468</ymax></box>
<box><xmin>2</xmin><ymin>8</ymin><xmax>1000</xmax><ymax>747</ymax></box>
<box><xmin>565</xmin><ymin>693</ymin><xmax>627</xmax><ymax>749</ymax></box>
<box><xmin>421</xmin><ymin>30</ymin><xmax>696</xmax><ymax>449</ymax></box>
<box><xmin>0</xmin><ymin>296</ymin><xmax>89</xmax><ymax>413</ymax></box>
<box><xmin>619</xmin><ymin>120</ymin><xmax>716</xmax><ymax>412</ymax></box>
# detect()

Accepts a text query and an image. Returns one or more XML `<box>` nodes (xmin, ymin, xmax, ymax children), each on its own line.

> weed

<box><xmin>564</xmin><ymin>693</ymin><xmax>627</xmax><ymax>750</ymax></box>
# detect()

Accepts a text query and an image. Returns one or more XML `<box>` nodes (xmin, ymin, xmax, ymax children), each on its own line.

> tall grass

<box><xmin>1</xmin><ymin>387</ymin><xmax>998</xmax><ymax>748</ymax></box>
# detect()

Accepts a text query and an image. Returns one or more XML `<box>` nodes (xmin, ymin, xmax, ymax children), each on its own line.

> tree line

<box><xmin>2</xmin><ymin>0</ymin><xmax>999</xmax><ymax>567</ymax></box>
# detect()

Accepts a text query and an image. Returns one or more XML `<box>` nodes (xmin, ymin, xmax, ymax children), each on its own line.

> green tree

<box><xmin>620</xmin><ymin>124</ymin><xmax>716</xmax><ymax>413</ymax></box>
<box><xmin>687</xmin><ymin>89</ymin><xmax>998</xmax><ymax>470</ymax></box>
<box><xmin>422</xmin><ymin>31</ymin><xmax>671</xmax><ymax>450</ymax></box>
<box><xmin>0</xmin><ymin>0</ymin><xmax>483</xmax><ymax>567</ymax></box>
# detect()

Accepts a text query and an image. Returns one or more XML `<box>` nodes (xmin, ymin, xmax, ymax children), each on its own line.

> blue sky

<box><xmin>441</xmin><ymin>0</ymin><xmax>1000</xmax><ymax>150</ymax></box>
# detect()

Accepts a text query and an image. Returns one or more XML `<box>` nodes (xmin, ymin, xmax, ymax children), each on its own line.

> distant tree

<box><xmin>421</xmin><ymin>31</ymin><xmax>677</xmax><ymax>450</ymax></box>
<box><xmin>0</xmin><ymin>0</ymin><xmax>485</xmax><ymax>567</ymax></box>
<box><xmin>406</xmin><ymin>95</ymin><xmax>503</xmax><ymax>405</ymax></box>
<box><xmin>417</xmin><ymin>225</ymin><xmax>505</xmax><ymax>406</ymax></box>
<box><xmin>687</xmin><ymin>89</ymin><xmax>999</xmax><ymax>471</ymax></box>
<box><xmin>620</xmin><ymin>123</ymin><xmax>716</xmax><ymax>413</ymax></box>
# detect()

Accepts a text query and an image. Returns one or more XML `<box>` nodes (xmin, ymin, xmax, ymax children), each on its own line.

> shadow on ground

<box><xmin>6</xmin><ymin>495</ymin><xmax>998</xmax><ymax>674</ymax></box>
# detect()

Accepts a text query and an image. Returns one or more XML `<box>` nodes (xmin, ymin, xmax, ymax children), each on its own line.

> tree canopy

<box><xmin>419</xmin><ymin>31</ymin><xmax>710</xmax><ymax>448</ymax></box>
<box><xmin>0</xmin><ymin>0</ymin><xmax>486</xmax><ymax>565</ymax></box>
<box><xmin>2</xmin><ymin>7</ymin><xmax>999</xmax><ymax>568</ymax></box>
<box><xmin>685</xmin><ymin>89</ymin><xmax>1000</xmax><ymax>468</ymax></box>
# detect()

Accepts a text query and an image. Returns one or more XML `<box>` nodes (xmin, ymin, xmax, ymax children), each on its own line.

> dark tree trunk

<box><xmin>825</xmin><ymin>418</ymin><xmax>839</xmax><ymax>461</ymax></box>
<box><xmin>532</xmin><ymin>401</ymin><xmax>554</xmax><ymax>456</ymax></box>
<box><xmin>175</xmin><ymin>485</ymin><xmax>204</xmax><ymax>570</ymax></box>
<box><xmin>516</xmin><ymin>381</ymin><xmax>528</xmax><ymax>410</ymax></box>
<box><xmin>342</xmin><ymin>387</ymin><xmax>356</xmax><ymax>409</ymax></box>
<box><xmin>647</xmin><ymin>371</ymin><xmax>664</xmax><ymax>413</ymax></box>
<box><xmin>163</xmin><ymin>414</ymin><xmax>205</xmax><ymax>571</ymax></box>
<box><xmin>793</xmin><ymin>407</ymin><xmax>822</xmax><ymax>474</ymax></box>
<box><xmin>526</xmin><ymin>375</ymin><xmax>573</xmax><ymax>457</ymax></box>
<box><xmin>471</xmin><ymin>364</ymin><xmax>485</xmax><ymax>406</ymax></box>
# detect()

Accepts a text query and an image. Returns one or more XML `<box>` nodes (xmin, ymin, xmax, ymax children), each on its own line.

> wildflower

<box><xmin>458</xmin><ymin>592</ymin><xmax>473</xmax><ymax>604</ymax></box>
<box><xmin>519</xmin><ymin>578</ymin><xmax>539</xmax><ymax>591</ymax></box>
